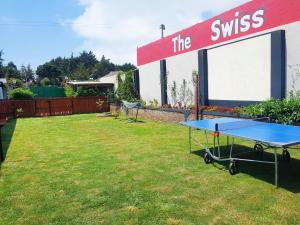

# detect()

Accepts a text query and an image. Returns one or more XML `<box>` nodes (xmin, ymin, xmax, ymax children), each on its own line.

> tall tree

<box><xmin>116</xmin><ymin>63</ymin><xmax>136</xmax><ymax>72</ymax></box>
<box><xmin>4</xmin><ymin>62</ymin><xmax>21</xmax><ymax>79</ymax></box>
<box><xmin>78</xmin><ymin>51</ymin><xmax>98</xmax><ymax>69</ymax></box>
<box><xmin>94</xmin><ymin>55</ymin><xmax>115</xmax><ymax>79</ymax></box>
<box><xmin>0</xmin><ymin>50</ymin><xmax>3</xmax><ymax>67</ymax></box>
<box><xmin>36</xmin><ymin>51</ymin><xmax>136</xmax><ymax>86</ymax></box>
<box><xmin>0</xmin><ymin>50</ymin><xmax>5</xmax><ymax>78</ymax></box>
<box><xmin>20</xmin><ymin>64</ymin><xmax>35</xmax><ymax>83</ymax></box>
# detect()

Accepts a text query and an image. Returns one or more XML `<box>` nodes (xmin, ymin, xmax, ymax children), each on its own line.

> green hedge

<box><xmin>242</xmin><ymin>92</ymin><xmax>300</xmax><ymax>125</ymax></box>
<box><xmin>8</xmin><ymin>88</ymin><xmax>34</xmax><ymax>99</ymax></box>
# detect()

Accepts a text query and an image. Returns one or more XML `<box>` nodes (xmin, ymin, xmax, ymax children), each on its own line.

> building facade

<box><xmin>137</xmin><ymin>0</ymin><xmax>300</xmax><ymax>107</ymax></box>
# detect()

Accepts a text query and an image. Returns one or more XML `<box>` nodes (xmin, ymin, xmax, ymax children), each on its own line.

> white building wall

<box><xmin>284</xmin><ymin>22</ymin><xmax>300</xmax><ymax>93</ymax></box>
<box><xmin>139</xmin><ymin>61</ymin><xmax>161</xmax><ymax>103</ymax></box>
<box><xmin>205</xmin><ymin>21</ymin><xmax>300</xmax><ymax>96</ymax></box>
<box><xmin>207</xmin><ymin>34</ymin><xmax>271</xmax><ymax>101</ymax></box>
<box><xmin>165</xmin><ymin>51</ymin><xmax>198</xmax><ymax>106</ymax></box>
<box><xmin>138</xmin><ymin>22</ymin><xmax>300</xmax><ymax>105</ymax></box>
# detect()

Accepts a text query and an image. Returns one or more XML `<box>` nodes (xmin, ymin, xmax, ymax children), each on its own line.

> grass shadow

<box><xmin>192</xmin><ymin>145</ymin><xmax>300</xmax><ymax>193</ymax></box>
<box><xmin>117</xmin><ymin>117</ymin><xmax>145</xmax><ymax>123</ymax></box>
<box><xmin>1</xmin><ymin>119</ymin><xmax>17</xmax><ymax>165</ymax></box>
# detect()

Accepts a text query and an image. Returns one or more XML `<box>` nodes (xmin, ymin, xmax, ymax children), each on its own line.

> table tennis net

<box><xmin>216</xmin><ymin>120</ymin><xmax>264</xmax><ymax>132</ymax></box>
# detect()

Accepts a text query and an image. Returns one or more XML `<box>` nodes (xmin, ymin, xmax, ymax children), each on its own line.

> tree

<box><xmin>39</xmin><ymin>77</ymin><xmax>51</xmax><ymax>86</ymax></box>
<box><xmin>0</xmin><ymin>50</ymin><xmax>3</xmax><ymax>67</ymax></box>
<box><xmin>69</xmin><ymin>64</ymin><xmax>92</xmax><ymax>81</ymax></box>
<box><xmin>20</xmin><ymin>64</ymin><xmax>35</xmax><ymax>83</ymax></box>
<box><xmin>94</xmin><ymin>55</ymin><xmax>115</xmax><ymax>79</ymax></box>
<box><xmin>0</xmin><ymin>50</ymin><xmax>4</xmax><ymax>78</ymax></box>
<box><xmin>35</xmin><ymin>51</ymin><xmax>136</xmax><ymax>86</ymax></box>
<box><xmin>116</xmin><ymin>63</ymin><xmax>136</xmax><ymax>72</ymax></box>
<box><xmin>4</xmin><ymin>62</ymin><xmax>21</xmax><ymax>79</ymax></box>
<box><xmin>6</xmin><ymin>78</ymin><xmax>23</xmax><ymax>90</ymax></box>
<box><xmin>78</xmin><ymin>51</ymin><xmax>98</xmax><ymax>69</ymax></box>
<box><xmin>116</xmin><ymin>71</ymin><xmax>139</xmax><ymax>102</ymax></box>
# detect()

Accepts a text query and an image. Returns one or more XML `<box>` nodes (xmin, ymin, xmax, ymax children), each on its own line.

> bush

<box><xmin>6</xmin><ymin>78</ymin><xmax>23</xmax><ymax>90</ymax></box>
<box><xmin>75</xmin><ymin>87</ymin><xmax>100</xmax><ymax>97</ymax></box>
<box><xmin>242</xmin><ymin>92</ymin><xmax>300</xmax><ymax>125</ymax></box>
<box><xmin>64</xmin><ymin>84</ymin><xmax>75</xmax><ymax>97</ymax></box>
<box><xmin>116</xmin><ymin>71</ymin><xmax>139</xmax><ymax>102</ymax></box>
<box><xmin>8</xmin><ymin>88</ymin><xmax>34</xmax><ymax>99</ymax></box>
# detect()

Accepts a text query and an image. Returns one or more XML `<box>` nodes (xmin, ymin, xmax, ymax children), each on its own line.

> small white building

<box><xmin>66</xmin><ymin>71</ymin><xmax>124</xmax><ymax>93</ymax></box>
<box><xmin>0</xmin><ymin>78</ymin><xmax>7</xmax><ymax>100</ymax></box>
<box><xmin>98</xmin><ymin>71</ymin><xmax>123</xmax><ymax>91</ymax></box>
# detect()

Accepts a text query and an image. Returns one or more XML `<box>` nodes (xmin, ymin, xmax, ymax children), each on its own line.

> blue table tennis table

<box><xmin>181</xmin><ymin>118</ymin><xmax>300</xmax><ymax>187</ymax></box>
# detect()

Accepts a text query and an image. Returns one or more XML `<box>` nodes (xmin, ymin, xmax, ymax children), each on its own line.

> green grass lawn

<box><xmin>1</xmin><ymin>114</ymin><xmax>300</xmax><ymax>225</ymax></box>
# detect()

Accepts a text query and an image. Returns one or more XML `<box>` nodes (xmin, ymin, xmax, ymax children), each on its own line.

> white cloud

<box><xmin>67</xmin><ymin>0</ymin><xmax>249</xmax><ymax>65</ymax></box>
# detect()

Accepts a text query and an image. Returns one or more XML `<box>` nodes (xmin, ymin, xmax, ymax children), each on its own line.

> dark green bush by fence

<box><xmin>242</xmin><ymin>92</ymin><xmax>300</xmax><ymax>125</ymax></box>
<box><xmin>75</xmin><ymin>87</ymin><xmax>101</xmax><ymax>97</ymax></box>
<box><xmin>8</xmin><ymin>88</ymin><xmax>34</xmax><ymax>99</ymax></box>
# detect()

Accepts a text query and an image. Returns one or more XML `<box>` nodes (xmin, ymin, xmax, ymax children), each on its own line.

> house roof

<box><xmin>66</xmin><ymin>71</ymin><xmax>123</xmax><ymax>86</ymax></box>
<box><xmin>67</xmin><ymin>81</ymin><xmax>103</xmax><ymax>85</ymax></box>
<box><xmin>98</xmin><ymin>71</ymin><xmax>123</xmax><ymax>80</ymax></box>
<box><xmin>66</xmin><ymin>81</ymin><xmax>113</xmax><ymax>86</ymax></box>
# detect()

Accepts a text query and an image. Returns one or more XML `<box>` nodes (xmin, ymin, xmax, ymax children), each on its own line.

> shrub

<box><xmin>148</xmin><ymin>99</ymin><xmax>159</xmax><ymax>108</ymax></box>
<box><xmin>75</xmin><ymin>87</ymin><xmax>100</xmax><ymax>97</ymax></box>
<box><xmin>116</xmin><ymin>71</ymin><xmax>139</xmax><ymax>102</ymax></box>
<box><xmin>242</xmin><ymin>92</ymin><xmax>300</xmax><ymax>125</ymax></box>
<box><xmin>64</xmin><ymin>84</ymin><xmax>75</xmax><ymax>97</ymax></box>
<box><xmin>106</xmin><ymin>90</ymin><xmax>117</xmax><ymax>103</ymax></box>
<box><xmin>6</xmin><ymin>78</ymin><xmax>23</xmax><ymax>90</ymax></box>
<box><xmin>8</xmin><ymin>88</ymin><xmax>34</xmax><ymax>99</ymax></box>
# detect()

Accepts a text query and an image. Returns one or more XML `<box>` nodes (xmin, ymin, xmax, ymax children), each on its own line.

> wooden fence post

<box><xmin>48</xmin><ymin>99</ymin><xmax>52</xmax><ymax>116</ymax></box>
<box><xmin>71</xmin><ymin>97</ymin><xmax>74</xmax><ymax>114</ymax></box>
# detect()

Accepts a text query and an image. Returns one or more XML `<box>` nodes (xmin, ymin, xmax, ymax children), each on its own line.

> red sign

<box><xmin>137</xmin><ymin>0</ymin><xmax>300</xmax><ymax>66</ymax></box>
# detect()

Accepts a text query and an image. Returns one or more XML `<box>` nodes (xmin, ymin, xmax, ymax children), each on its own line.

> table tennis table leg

<box><xmin>217</xmin><ymin>135</ymin><xmax>221</xmax><ymax>158</ymax></box>
<box><xmin>274</xmin><ymin>148</ymin><xmax>278</xmax><ymax>187</ymax></box>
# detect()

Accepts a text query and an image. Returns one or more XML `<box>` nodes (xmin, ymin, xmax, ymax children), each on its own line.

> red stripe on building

<box><xmin>137</xmin><ymin>0</ymin><xmax>300</xmax><ymax>66</ymax></box>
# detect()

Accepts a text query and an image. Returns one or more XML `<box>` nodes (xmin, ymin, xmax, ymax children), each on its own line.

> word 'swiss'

<box><xmin>211</xmin><ymin>9</ymin><xmax>265</xmax><ymax>41</ymax></box>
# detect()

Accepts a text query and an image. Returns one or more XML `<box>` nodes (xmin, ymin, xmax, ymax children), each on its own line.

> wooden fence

<box><xmin>0</xmin><ymin>97</ymin><xmax>109</xmax><ymax>118</ymax></box>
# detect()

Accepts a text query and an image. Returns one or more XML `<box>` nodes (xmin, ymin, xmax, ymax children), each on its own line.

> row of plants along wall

<box><xmin>111</xmin><ymin>69</ymin><xmax>300</xmax><ymax>125</ymax></box>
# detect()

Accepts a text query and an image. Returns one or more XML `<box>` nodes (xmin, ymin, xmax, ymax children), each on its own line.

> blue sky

<box><xmin>0</xmin><ymin>0</ymin><xmax>247</xmax><ymax>70</ymax></box>
<box><xmin>0</xmin><ymin>0</ymin><xmax>84</xmax><ymax>69</ymax></box>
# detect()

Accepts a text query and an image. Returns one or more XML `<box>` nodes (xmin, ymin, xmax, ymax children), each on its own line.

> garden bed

<box><xmin>110</xmin><ymin>104</ymin><xmax>250</xmax><ymax>123</ymax></box>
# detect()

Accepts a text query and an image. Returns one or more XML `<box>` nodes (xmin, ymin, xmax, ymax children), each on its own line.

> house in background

<box><xmin>98</xmin><ymin>71</ymin><xmax>122</xmax><ymax>92</ymax></box>
<box><xmin>67</xmin><ymin>71</ymin><xmax>123</xmax><ymax>94</ymax></box>
<box><xmin>0</xmin><ymin>78</ymin><xmax>7</xmax><ymax>99</ymax></box>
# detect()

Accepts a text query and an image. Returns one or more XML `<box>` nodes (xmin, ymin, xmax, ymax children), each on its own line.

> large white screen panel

<box><xmin>208</xmin><ymin>34</ymin><xmax>271</xmax><ymax>101</ymax></box>
<box><xmin>166</xmin><ymin>51</ymin><xmax>198</xmax><ymax>105</ymax></box>
<box><xmin>139</xmin><ymin>61</ymin><xmax>161</xmax><ymax>104</ymax></box>
<box><xmin>285</xmin><ymin>22</ymin><xmax>300</xmax><ymax>93</ymax></box>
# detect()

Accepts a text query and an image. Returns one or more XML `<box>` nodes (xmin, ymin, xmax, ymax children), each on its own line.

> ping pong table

<box><xmin>181</xmin><ymin>118</ymin><xmax>300</xmax><ymax>187</ymax></box>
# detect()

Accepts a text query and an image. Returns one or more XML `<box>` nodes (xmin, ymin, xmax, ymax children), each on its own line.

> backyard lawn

<box><xmin>1</xmin><ymin>114</ymin><xmax>300</xmax><ymax>225</ymax></box>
